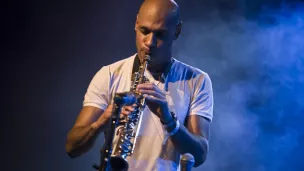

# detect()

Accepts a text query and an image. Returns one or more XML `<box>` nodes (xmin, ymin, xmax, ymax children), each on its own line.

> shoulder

<box><xmin>172</xmin><ymin>58</ymin><xmax>211</xmax><ymax>82</ymax></box>
<box><xmin>96</xmin><ymin>53</ymin><xmax>136</xmax><ymax>74</ymax></box>
<box><xmin>107</xmin><ymin>54</ymin><xmax>136</xmax><ymax>72</ymax></box>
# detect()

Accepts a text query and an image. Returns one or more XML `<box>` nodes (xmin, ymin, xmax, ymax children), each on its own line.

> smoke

<box><xmin>173</xmin><ymin>2</ymin><xmax>304</xmax><ymax>171</ymax></box>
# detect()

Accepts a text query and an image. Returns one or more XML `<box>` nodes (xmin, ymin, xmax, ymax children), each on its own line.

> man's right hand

<box><xmin>66</xmin><ymin>103</ymin><xmax>137</xmax><ymax>158</ymax></box>
<box><xmin>95</xmin><ymin>103</ymin><xmax>137</xmax><ymax>126</ymax></box>
<box><xmin>120</xmin><ymin>103</ymin><xmax>137</xmax><ymax>118</ymax></box>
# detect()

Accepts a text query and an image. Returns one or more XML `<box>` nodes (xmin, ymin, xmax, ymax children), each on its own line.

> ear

<box><xmin>174</xmin><ymin>21</ymin><xmax>182</xmax><ymax>40</ymax></box>
<box><xmin>135</xmin><ymin>14</ymin><xmax>139</xmax><ymax>31</ymax></box>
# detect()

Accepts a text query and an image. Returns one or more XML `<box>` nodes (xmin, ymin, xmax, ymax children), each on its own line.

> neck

<box><xmin>148</xmin><ymin>58</ymin><xmax>172</xmax><ymax>73</ymax></box>
<box><xmin>147</xmin><ymin>57</ymin><xmax>173</xmax><ymax>82</ymax></box>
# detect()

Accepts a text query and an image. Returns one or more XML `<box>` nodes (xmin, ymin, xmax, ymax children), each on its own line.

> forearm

<box><xmin>65</xmin><ymin>116</ymin><xmax>110</xmax><ymax>158</ymax></box>
<box><xmin>168</xmin><ymin>124</ymin><xmax>209</xmax><ymax>167</ymax></box>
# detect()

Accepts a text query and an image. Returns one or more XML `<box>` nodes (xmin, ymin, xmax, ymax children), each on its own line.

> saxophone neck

<box><xmin>141</xmin><ymin>55</ymin><xmax>150</xmax><ymax>69</ymax></box>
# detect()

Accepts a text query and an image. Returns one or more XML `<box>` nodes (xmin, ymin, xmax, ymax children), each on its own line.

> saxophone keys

<box><xmin>119</xmin><ymin>142</ymin><xmax>133</xmax><ymax>153</ymax></box>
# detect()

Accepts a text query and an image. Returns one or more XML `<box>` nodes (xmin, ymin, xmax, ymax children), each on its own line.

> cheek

<box><xmin>136</xmin><ymin>33</ymin><xmax>144</xmax><ymax>43</ymax></box>
<box><xmin>157</xmin><ymin>39</ymin><xmax>170</xmax><ymax>49</ymax></box>
<box><xmin>158</xmin><ymin>35</ymin><xmax>174</xmax><ymax>48</ymax></box>
<box><xmin>135</xmin><ymin>35</ymin><xmax>139</xmax><ymax>45</ymax></box>
<box><xmin>156</xmin><ymin>41</ymin><xmax>164</xmax><ymax>49</ymax></box>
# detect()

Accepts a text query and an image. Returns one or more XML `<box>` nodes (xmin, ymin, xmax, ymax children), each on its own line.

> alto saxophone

<box><xmin>109</xmin><ymin>54</ymin><xmax>151</xmax><ymax>170</ymax></box>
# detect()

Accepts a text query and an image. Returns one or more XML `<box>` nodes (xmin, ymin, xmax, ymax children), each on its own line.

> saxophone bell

<box><xmin>109</xmin><ymin>156</ymin><xmax>129</xmax><ymax>171</ymax></box>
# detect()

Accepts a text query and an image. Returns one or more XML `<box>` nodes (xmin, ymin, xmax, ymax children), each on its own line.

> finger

<box><xmin>124</xmin><ymin>106</ymin><xmax>135</xmax><ymax>112</ymax></box>
<box><xmin>137</xmin><ymin>82</ymin><xmax>154</xmax><ymax>86</ymax></box>
<box><xmin>121</xmin><ymin>106</ymin><xmax>135</xmax><ymax>116</ymax></box>
<box><xmin>144</xmin><ymin>95</ymin><xmax>166</xmax><ymax>105</ymax></box>
<box><xmin>121</xmin><ymin>109</ymin><xmax>131</xmax><ymax>116</ymax></box>
<box><xmin>139</xmin><ymin>89</ymin><xmax>164</xmax><ymax>99</ymax></box>
<box><xmin>137</xmin><ymin>83</ymin><xmax>155</xmax><ymax>90</ymax></box>
<box><xmin>119</xmin><ymin>114</ymin><xmax>126</xmax><ymax>119</ymax></box>
<box><xmin>137</xmin><ymin>83</ymin><xmax>164</xmax><ymax>93</ymax></box>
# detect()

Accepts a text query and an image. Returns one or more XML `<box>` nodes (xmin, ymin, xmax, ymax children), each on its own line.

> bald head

<box><xmin>138</xmin><ymin>0</ymin><xmax>180</xmax><ymax>26</ymax></box>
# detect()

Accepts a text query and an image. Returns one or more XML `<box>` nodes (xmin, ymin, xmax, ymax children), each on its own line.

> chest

<box><xmin>165</xmin><ymin>81</ymin><xmax>191</xmax><ymax>124</ymax></box>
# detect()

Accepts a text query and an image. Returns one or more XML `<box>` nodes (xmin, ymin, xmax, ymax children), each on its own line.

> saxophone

<box><xmin>109</xmin><ymin>54</ymin><xmax>151</xmax><ymax>170</ymax></box>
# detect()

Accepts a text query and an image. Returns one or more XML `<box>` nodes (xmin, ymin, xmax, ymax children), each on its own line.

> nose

<box><xmin>144</xmin><ymin>33</ymin><xmax>157</xmax><ymax>48</ymax></box>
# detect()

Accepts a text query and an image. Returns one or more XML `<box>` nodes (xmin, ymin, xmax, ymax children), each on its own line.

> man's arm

<box><xmin>137</xmin><ymin>73</ymin><xmax>213</xmax><ymax>167</ymax></box>
<box><xmin>65</xmin><ymin>65</ymin><xmax>117</xmax><ymax>158</ymax></box>
<box><xmin>65</xmin><ymin>104</ymin><xmax>136</xmax><ymax>158</ymax></box>
<box><xmin>167</xmin><ymin>114</ymin><xmax>210</xmax><ymax>167</ymax></box>
<box><xmin>65</xmin><ymin>106</ymin><xmax>110</xmax><ymax>158</ymax></box>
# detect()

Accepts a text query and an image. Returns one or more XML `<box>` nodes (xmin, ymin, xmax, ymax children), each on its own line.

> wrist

<box><xmin>167</xmin><ymin>119</ymin><xmax>180</xmax><ymax>135</ymax></box>
<box><xmin>161</xmin><ymin>115</ymin><xmax>173</xmax><ymax>124</ymax></box>
<box><xmin>160</xmin><ymin>107</ymin><xmax>174</xmax><ymax>124</ymax></box>
<box><xmin>161</xmin><ymin>112</ymin><xmax>178</xmax><ymax>131</ymax></box>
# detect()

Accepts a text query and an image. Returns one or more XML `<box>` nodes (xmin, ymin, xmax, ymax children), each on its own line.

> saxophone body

<box><xmin>109</xmin><ymin>55</ymin><xmax>150</xmax><ymax>170</ymax></box>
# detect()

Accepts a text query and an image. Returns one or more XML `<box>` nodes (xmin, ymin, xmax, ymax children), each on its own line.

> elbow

<box><xmin>65</xmin><ymin>141</ymin><xmax>80</xmax><ymax>158</ymax></box>
<box><xmin>193</xmin><ymin>144</ymin><xmax>208</xmax><ymax>167</ymax></box>
<box><xmin>65</xmin><ymin>143</ymin><xmax>75</xmax><ymax>158</ymax></box>
<box><xmin>65</xmin><ymin>138</ymin><xmax>94</xmax><ymax>158</ymax></box>
<box><xmin>193</xmin><ymin>155</ymin><xmax>206</xmax><ymax>168</ymax></box>
<box><xmin>193</xmin><ymin>152</ymin><xmax>207</xmax><ymax>168</ymax></box>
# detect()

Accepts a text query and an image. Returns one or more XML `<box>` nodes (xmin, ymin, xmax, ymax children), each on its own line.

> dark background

<box><xmin>3</xmin><ymin>0</ymin><xmax>304</xmax><ymax>171</ymax></box>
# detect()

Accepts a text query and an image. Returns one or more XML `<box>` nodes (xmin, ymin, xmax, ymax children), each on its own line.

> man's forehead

<box><xmin>138</xmin><ymin>15</ymin><xmax>166</xmax><ymax>27</ymax></box>
<box><xmin>137</xmin><ymin>0</ymin><xmax>179</xmax><ymax>26</ymax></box>
<box><xmin>137</xmin><ymin>12</ymin><xmax>176</xmax><ymax>30</ymax></box>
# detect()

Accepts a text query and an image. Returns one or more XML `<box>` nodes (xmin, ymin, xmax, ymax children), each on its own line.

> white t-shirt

<box><xmin>83</xmin><ymin>53</ymin><xmax>213</xmax><ymax>171</ymax></box>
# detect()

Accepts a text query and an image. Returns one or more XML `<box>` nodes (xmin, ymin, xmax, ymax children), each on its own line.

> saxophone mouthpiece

<box><xmin>144</xmin><ymin>54</ymin><xmax>151</xmax><ymax>61</ymax></box>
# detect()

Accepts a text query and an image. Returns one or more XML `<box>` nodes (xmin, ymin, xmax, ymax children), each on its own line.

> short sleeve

<box><xmin>189</xmin><ymin>73</ymin><xmax>214</xmax><ymax>122</ymax></box>
<box><xmin>83</xmin><ymin>66</ymin><xmax>111</xmax><ymax>111</ymax></box>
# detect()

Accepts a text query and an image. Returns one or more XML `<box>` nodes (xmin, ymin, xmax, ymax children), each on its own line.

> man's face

<box><xmin>135</xmin><ymin>11</ymin><xmax>178</xmax><ymax>65</ymax></box>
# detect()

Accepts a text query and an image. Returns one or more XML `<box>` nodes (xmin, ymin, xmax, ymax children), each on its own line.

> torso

<box><xmin>106</xmin><ymin>54</ymin><xmax>203</xmax><ymax>171</ymax></box>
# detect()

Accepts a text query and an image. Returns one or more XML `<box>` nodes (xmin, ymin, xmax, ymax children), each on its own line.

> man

<box><xmin>65</xmin><ymin>0</ymin><xmax>213</xmax><ymax>170</ymax></box>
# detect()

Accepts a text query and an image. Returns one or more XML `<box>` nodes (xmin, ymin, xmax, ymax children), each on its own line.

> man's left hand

<box><xmin>137</xmin><ymin>82</ymin><xmax>173</xmax><ymax>123</ymax></box>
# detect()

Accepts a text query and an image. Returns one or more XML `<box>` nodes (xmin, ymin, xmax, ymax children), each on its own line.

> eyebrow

<box><xmin>138</xmin><ymin>26</ymin><xmax>168</xmax><ymax>32</ymax></box>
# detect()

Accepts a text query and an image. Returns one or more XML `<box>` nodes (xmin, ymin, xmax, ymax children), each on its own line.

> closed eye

<box><xmin>138</xmin><ymin>26</ymin><xmax>168</xmax><ymax>38</ymax></box>
<box><xmin>139</xmin><ymin>27</ymin><xmax>150</xmax><ymax>35</ymax></box>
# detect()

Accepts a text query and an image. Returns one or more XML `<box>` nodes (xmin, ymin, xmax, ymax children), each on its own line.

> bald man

<box><xmin>65</xmin><ymin>0</ymin><xmax>213</xmax><ymax>170</ymax></box>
